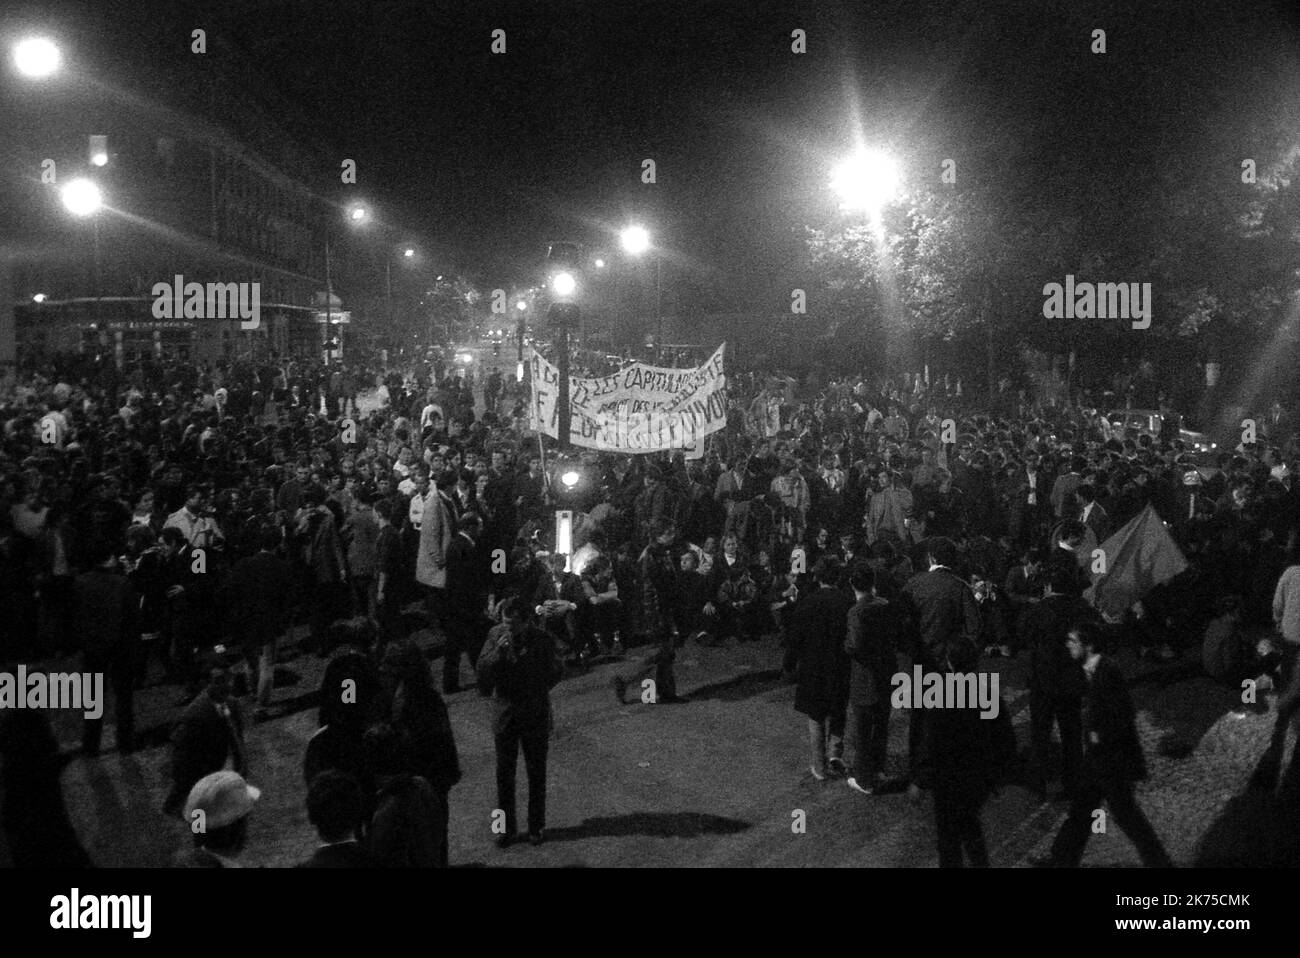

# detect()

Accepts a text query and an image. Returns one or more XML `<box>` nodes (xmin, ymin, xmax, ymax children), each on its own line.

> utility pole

<box><xmin>324</xmin><ymin>239</ymin><xmax>333</xmax><ymax>363</ymax></box>
<box><xmin>550</xmin><ymin>302</ymin><xmax>578</xmax><ymax>452</ymax></box>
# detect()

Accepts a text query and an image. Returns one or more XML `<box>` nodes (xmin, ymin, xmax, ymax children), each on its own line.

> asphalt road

<box><xmin>28</xmin><ymin>623</ymin><xmax>1297</xmax><ymax>868</ymax></box>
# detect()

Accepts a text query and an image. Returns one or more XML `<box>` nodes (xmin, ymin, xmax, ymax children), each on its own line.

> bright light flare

<box><xmin>551</xmin><ymin>271</ymin><xmax>576</xmax><ymax>297</ymax></box>
<box><xmin>560</xmin><ymin>470</ymin><xmax>580</xmax><ymax>489</ymax></box>
<box><xmin>620</xmin><ymin>225</ymin><xmax>650</xmax><ymax>255</ymax></box>
<box><xmin>61</xmin><ymin>178</ymin><xmax>102</xmax><ymax>217</ymax></box>
<box><xmin>403</xmin><ymin>247</ymin><xmax>415</xmax><ymax>258</ymax></box>
<box><xmin>32</xmin><ymin>293</ymin><xmax>48</xmax><ymax>303</ymax></box>
<box><xmin>348</xmin><ymin>204</ymin><xmax>368</xmax><ymax>222</ymax></box>
<box><xmin>14</xmin><ymin>37</ymin><xmax>61</xmax><ymax>78</ymax></box>
<box><xmin>516</xmin><ymin>300</ymin><xmax>527</xmax><ymax>311</ymax></box>
<box><xmin>831</xmin><ymin>150</ymin><xmax>900</xmax><ymax>212</ymax></box>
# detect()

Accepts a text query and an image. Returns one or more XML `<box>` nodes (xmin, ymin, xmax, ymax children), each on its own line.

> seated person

<box><xmin>1203</xmin><ymin>595</ymin><xmax>1280</xmax><ymax>693</ymax></box>
<box><xmin>531</xmin><ymin>552</ymin><xmax>585</xmax><ymax>660</ymax></box>
<box><xmin>769</xmin><ymin>568</ymin><xmax>801</xmax><ymax>671</ymax></box>
<box><xmin>578</xmin><ymin>553</ymin><xmax>621</xmax><ymax>658</ymax></box>
<box><xmin>674</xmin><ymin>551</ymin><xmax>716</xmax><ymax>645</ymax></box>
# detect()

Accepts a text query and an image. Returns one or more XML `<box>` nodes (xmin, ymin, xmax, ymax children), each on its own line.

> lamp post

<box><xmin>550</xmin><ymin>271</ymin><xmax>578</xmax><ymax>453</ymax></box>
<box><xmin>320</xmin><ymin>202</ymin><xmax>369</xmax><ymax>363</ymax></box>
<box><xmin>61</xmin><ymin>177</ymin><xmax>104</xmax><ymax>358</ymax></box>
<box><xmin>620</xmin><ymin>225</ymin><xmax>661</xmax><ymax>360</ymax></box>
<box><xmin>384</xmin><ymin>247</ymin><xmax>415</xmax><ymax>354</ymax></box>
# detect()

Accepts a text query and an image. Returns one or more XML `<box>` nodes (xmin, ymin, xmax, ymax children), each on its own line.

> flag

<box><xmin>1085</xmin><ymin>504</ymin><xmax>1188</xmax><ymax>620</ymax></box>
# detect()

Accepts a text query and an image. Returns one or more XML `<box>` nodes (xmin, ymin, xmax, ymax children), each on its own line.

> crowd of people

<box><xmin>2</xmin><ymin>344</ymin><xmax>1300</xmax><ymax>868</ymax></box>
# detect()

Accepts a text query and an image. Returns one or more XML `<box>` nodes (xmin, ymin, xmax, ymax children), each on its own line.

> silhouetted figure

<box><xmin>0</xmin><ymin>708</ymin><xmax>93</xmax><ymax>868</ymax></box>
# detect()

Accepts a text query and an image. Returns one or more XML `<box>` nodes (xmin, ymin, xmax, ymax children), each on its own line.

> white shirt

<box><xmin>408</xmin><ymin>491</ymin><xmax>427</xmax><ymax>530</ymax></box>
<box><xmin>164</xmin><ymin>507</ymin><xmax>223</xmax><ymax>548</ymax></box>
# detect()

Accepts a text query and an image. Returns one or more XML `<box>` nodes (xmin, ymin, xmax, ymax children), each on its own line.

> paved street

<box><xmin>19</xmin><ymin>621</ymin><xmax>1297</xmax><ymax>869</ymax></box>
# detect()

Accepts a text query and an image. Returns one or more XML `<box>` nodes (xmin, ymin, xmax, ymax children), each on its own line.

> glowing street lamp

<box><xmin>348</xmin><ymin>203</ymin><xmax>368</xmax><ymax>223</ymax></box>
<box><xmin>594</xmin><ymin>258</ymin><xmax>606</xmax><ymax>269</ymax></box>
<box><xmin>550</xmin><ymin>270</ymin><xmax>577</xmax><ymax>298</ymax></box>
<box><xmin>560</xmin><ymin>469</ymin><xmax>580</xmax><ymax>490</ymax></box>
<box><xmin>61</xmin><ymin>178</ymin><xmax>102</xmax><ymax>217</ymax></box>
<box><xmin>32</xmin><ymin>293</ymin><xmax>48</xmax><ymax>303</ymax></box>
<box><xmin>620</xmin><ymin>225</ymin><xmax>650</xmax><ymax>256</ymax></box>
<box><xmin>13</xmin><ymin>37</ymin><xmax>61</xmax><ymax>78</ymax></box>
<box><xmin>831</xmin><ymin>149</ymin><xmax>900</xmax><ymax>214</ymax></box>
<box><xmin>403</xmin><ymin>247</ymin><xmax>415</xmax><ymax>258</ymax></box>
<box><xmin>516</xmin><ymin>300</ymin><xmax>527</xmax><ymax>312</ymax></box>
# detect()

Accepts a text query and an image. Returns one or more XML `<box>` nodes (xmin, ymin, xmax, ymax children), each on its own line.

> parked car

<box><xmin>1106</xmin><ymin>408</ymin><xmax>1217</xmax><ymax>452</ymax></box>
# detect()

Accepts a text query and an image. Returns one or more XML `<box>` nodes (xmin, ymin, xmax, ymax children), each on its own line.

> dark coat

<box><xmin>791</xmin><ymin>585</ymin><xmax>855</xmax><ymax>720</ymax></box>
<box><xmin>1082</xmin><ymin>657</ymin><xmax>1147</xmax><ymax>782</ymax></box>
<box><xmin>367</xmin><ymin>774</ymin><xmax>445</xmax><ymax>868</ymax></box>
<box><xmin>303</xmin><ymin>724</ymin><xmax>376</xmax><ymax>823</ymax></box>
<box><xmin>844</xmin><ymin>595</ymin><xmax>902</xmax><ymax>706</ymax></box>
<box><xmin>900</xmin><ymin>567</ymin><xmax>981</xmax><ymax>672</ymax></box>
<box><xmin>445</xmin><ymin>533</ymin><xmax>488</xmax><ymax>611</ymax></box>
<box><xmin>393</xmin><ymin>683</ymin><xmax>462</xmax><ymax>794</ymax></box>
<box><xmin>169</xmin><ymin>691</ymin><xmax>246</xmax><ymax>805</ymax></box>
<box><xmin>73</xmin><ymin>567</ymin><xmax>138</xmax><ymax>656</ymax></box>
<box><xmin>296</xmin><ymin>841</ymin><xmax>371</xmax><ymax>868</ymax></box>
<box><xmin>224</xmin><ymin>550</ymin><xmax>294</xmax><ymax>647</ymax></box>
<box><xmin>476</xmin><ymin>623</ymin><xmax>564</xmax><ymax>736</ymax></box>
<box><xmin>0</xmin><ymin>710</ymin><xmax>93</xmax><ymax>868</ymax></box>
<box><xmin>1019</xmin><ymin>593</ymin><xmax>1090</xmax><ymax>697</ymax></box>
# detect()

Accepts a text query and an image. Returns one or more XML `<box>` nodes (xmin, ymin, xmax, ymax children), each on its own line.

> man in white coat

<box><xmin>416</xmin><ymin>478</ymin><xmax>455</xmax><ymax>670</ymax></box>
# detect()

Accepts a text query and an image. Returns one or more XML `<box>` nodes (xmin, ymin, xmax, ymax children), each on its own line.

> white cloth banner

<box><xmin>530</xmin><ymin>344</ymin><xmax>727</xmax><ymax>452</ymax></box>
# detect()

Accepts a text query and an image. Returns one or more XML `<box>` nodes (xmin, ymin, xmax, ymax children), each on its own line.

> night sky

<box><xmin>12</xmin><ymin>0</ymin><xmax>1300</xmax><ymax>307</ymax></box>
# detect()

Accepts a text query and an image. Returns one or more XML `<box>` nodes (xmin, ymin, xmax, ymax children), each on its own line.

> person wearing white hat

<box><xmin>176</xmin><ymin>770</ymin><xmax>260</xmax><ymax>868</ymax></box>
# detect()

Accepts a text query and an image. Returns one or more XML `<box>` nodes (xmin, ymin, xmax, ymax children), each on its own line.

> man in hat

<box><xmin>165</xmin><ymin>656</ymin><xmax>249</xmax><ymax>817</ymax></box>
<box><xmin>177</xmin><ymin>770</ymin><xmax>260</xmax><ymax>867</ymax></box>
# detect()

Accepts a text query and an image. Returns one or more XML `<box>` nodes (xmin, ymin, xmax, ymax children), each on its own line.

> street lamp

<box><xmin>830</xmin><ymin>149</ymin><xmax>900</xmax><ymax>214</ymax></box>
<box><xmin>61</xmin><ymin>178</ymin><xmax>102</xmax><ymax>217</ymax></box>
<box><xmin>12</xmin><ymin>37</ymin><xmax>61</xmax><ymax>78</ymax></box>
<box><xmin>550</xmin><ymin>270</ymin><xmax>577</xmax><ymax>299</ymax></box>
<box><xmin>32</xmin><ymin>293</ymin><xmax>47</xmax><ymax>303</ymax></box>
<box><xmin>60</xmin><ymin>178</ymin><xmax>105</xmax><ymax>357</ymax></box>
<box><xmin>403</xmin><ymin>247</ymin><xmax>415</xmax><ymax>258</ymax></box>
<box><xmin>620</xmin><ymin>226</ymin><xmax>650</xmax><ymax>256</ymax></box>
<box><xmin>323</xmin><ymin>203</ymin><xmax>370</xmax><ymax>363</ymax></box>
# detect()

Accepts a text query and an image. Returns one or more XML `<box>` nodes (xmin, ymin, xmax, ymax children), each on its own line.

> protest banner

<box><xmin>530</xmin><ymin>344</ymin><xmax>727</xmax><ymax>452</ymax></box>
